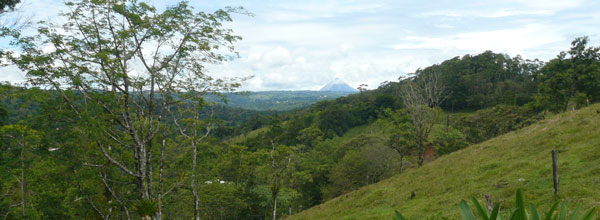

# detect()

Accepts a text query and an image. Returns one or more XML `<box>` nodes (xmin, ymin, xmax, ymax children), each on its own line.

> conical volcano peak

<box><xmin>320</xmin><ymin>78</ymin><xmax>358</xmax><ymax>92</ymax></box>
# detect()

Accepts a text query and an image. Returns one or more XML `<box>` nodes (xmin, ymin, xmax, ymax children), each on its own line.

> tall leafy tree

<box><xmin>382</xmin><ymin>108</ymin><xmax>416</xmax><ymax>173</ymax></box>
<box><xmin>0</xmin><ymin>123</ymin><xmax>42</xmax><ymax>219</ymax></box>
<box><xmin>2</xmin><ymin>0</ymin><xmax>245</xmax><ymax>219</ymax></box>
<box><xmin>534</xmin><ymin>37</ymin><xmax>600</xmax><ymax>112</ymax></box>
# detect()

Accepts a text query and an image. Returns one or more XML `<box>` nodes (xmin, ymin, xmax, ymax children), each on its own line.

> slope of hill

<box><xmin>289</xmin><ymin>104</ymin><xmax>600</xmax><ymax>219</ymax></box>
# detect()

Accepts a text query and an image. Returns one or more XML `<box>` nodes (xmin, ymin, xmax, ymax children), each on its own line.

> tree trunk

<box><xmin>192</xmin><ymin>150</ymin><xmax>200</xmax><ymax>220</ymax></box>
<box><xmin>417</xmin><ymin>146</ymin><xmax>425</xmax><ymax>166</ymax></box>
<box><xmin>20</xmin><ymin>133</ymin><xmax>26</xmax><ymax>218</ymax></box>
<box><xmin>552</xmin><ymin>150</ymin><xmax>559</xmax><ymax>196</ymax></box>
<box><xmin>399</xmin><ymin>154</ymin><xmax>404</xmax><ymax>174</ymax></box>
<box><xmin>192</xmin><ymin>128</ymin><xmax>200</xmax><ymax>220</ymax></box>
<box><xmin>272</xmin><ymin>197</ymin><xmax>277</xmax><ymax>220</ymax></box>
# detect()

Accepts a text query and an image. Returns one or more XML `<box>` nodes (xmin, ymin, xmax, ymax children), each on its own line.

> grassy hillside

<box><xmin>289</xmin><ymin>104</ymin><xmax>600</xmax><ymax>219</ymax></box>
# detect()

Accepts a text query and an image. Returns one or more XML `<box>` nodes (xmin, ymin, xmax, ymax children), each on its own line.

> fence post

<box><xmin>552</xmin><ymin>150</ymin><xmax>559</xmax><ymax>196</ymax></box>
<box><xmin>485</xmin><ymin>194</ymin><xmax>493</xmax><ymax>213</ymax></box>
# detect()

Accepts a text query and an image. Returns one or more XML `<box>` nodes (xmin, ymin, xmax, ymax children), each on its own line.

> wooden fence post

<box><xmin>552</xmin><ymin>150</ymin><xmax>559</xmax><ymax>196</ymax></box>
<box><xmin>485</xmin><ymin>194</ymin><xmax>493</xmax><ymax>213</ymax></box>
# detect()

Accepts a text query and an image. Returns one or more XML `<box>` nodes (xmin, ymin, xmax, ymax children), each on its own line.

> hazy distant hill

<box><xmin>320</xmin><ymin>78</ymin><xmax>358</xmax><ymax>92</ymax></box>
<box><xmin>206</xmin><ymin>90</ymin><xmax>357</xmax><ymax>111</ymax></box>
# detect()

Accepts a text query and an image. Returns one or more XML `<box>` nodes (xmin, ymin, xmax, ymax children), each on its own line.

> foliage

<box><xmin>532</xmin><ymin>37</ymin><xmax>600</xmax><ymax>112</ymax></box>
<box><xmin>324</xmin><ymin>135</ymin><xmax>401</xmax><ymax>199</ymax></box>
<box><xmin>205</xmin><ymin>91</ymin><xmax>356</xmax><ymax>111</ymax></box>
<box><xmin>429</xmin><ymin>124</ymin><xmax>469</xmax><ymax>155</ymax></box>
<box><xmin>394</xmin><ymin>210</ymin><xmax>407</xmax><ymax>220</ymax></box>
<box><xmin>454</xmin><ymin>105</ymin><xmax>541</xmax><ymax>143</ymax></box>
<box><xmin>0</xmin><ymin>104</ymin><xmax>6</xmax><ymax>125</ymax></box>
<box><xmin>133</xmin><ymin>199</ymin><xmax>158</xmax><ymax>218</ymax></box>
<box><xmin>426</xmin><ymin>51</ymin><xmax>542</xmax><ymax>110</ymax></box>
<box><xmin>455</xmin><ymin>189</ymin><xmax>595</xmax><ymax>220</ymax></box>
<box><xmin>2</xmin><ymin>0</ymin><xmax>245</xmax><ymax>218</ymax></box>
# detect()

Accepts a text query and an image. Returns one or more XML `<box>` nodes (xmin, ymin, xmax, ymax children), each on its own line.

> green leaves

<box><xmin>458</xmin><ymin>197</ymin><xmax>500</xmax><ymax>220</ymax></box>
<box><xmin>535</xmin><ymin>36</ymin><xmax>600</xmax><ymax>113</ymax></box>
<box><xmin>133</xmin><ymin>199</ymin><xmax>158</xmax><ymax>217</ymax></box>
<box><xmin>513</xmin><ymin>189</ymin><xmax>527</xmax><ymax>220</ymax></box>
<box><xmin>394</xmin><ymin>210</ymin><xmax>407</xmax><ymax>220</ymax></box>
<box><xmin>460</xmin><ymin>200</ymin><xmax>477</xmax><ymax>220</ymax></box>
<box><xmin>543</xmin><ymin>203</ymin><xmax>559</xmax><ymax>220</ymax></box>
<box><xmin>471</xmin><ymin>197</ymin><xmax>489</xmax><ymax>219</ymax></box>
<box><xmin>393</xmin><ymin>189</ymin><xmax>596</xmax><ymax>220</ymax></box>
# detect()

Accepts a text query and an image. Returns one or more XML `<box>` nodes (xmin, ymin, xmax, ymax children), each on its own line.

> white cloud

<box><xmin>392</xmin><ymin>24</ymin><xmax>563</xmax><ymax>57</ymax></box>
<box><xmin>419</xmin><ymin>9</ymin><xmax>554</xmax><ymax>18</ymax></box>
<box><xmin>505</xmin><ymin>0</ymin><xmax>586</xmax><ymax>11</ymax></box>
<box><xmin>0</xmin><ymin>65</ymin><xmax>26</xmax><ymax>83</ymax></box>
<box><xmin>2</xmin><ymin>0</ymin><xmax>600</xmax><ymax>91</ymax></box>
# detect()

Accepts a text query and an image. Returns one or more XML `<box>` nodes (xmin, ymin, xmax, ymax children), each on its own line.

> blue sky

<box><xmin>1</xmin><ymin>0</ymin><xmax>600</xmax><ymax>91</ymax></box>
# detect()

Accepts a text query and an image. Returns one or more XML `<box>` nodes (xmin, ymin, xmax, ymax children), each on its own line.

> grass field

<box><xmin>288</xmin><ymin>104</ymin><xmax>600</xmax><ymax>219</ymax></box>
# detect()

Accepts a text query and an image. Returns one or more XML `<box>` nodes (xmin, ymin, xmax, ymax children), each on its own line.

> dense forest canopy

<box><xmin>1</xmin><ymin>0</ymin><xmax>600</xmax><ymax>219</ymax></box>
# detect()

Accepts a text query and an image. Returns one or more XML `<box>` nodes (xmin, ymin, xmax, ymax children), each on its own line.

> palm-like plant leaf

<box><xmin>543</xmin><ymin>202</ymin><xmax>559</xmax><ymax>220</ymax></box>
<box><xmin>391</xmin><ymin>190</ymin><xmax>595</xmax><ymax>220</ymax></box>
<box><xmin>530</xmin><ymin>204</ymin><xmax>541</xmax><ymax>220</ymax></box>
<box><xmin>578</xmin><ymin>208</ymin><xmax>595</xmax><ymax>220</ymax></box>
<box><xmin>514</xmin><ymin>189</ymin><xmax>526</xmax><ymax>220</ymax></box>
<box><xmin>558</xmin><ymin>203</ymin><xmax>568</xmax><ymax>220</ymax></box>
<box><xmin>490</xmin><ymin>204</ymin><xmax>501</xmax><ymax>220</ymax></box>
<box><xmin>394</xmin><ymin>210</ymin><xmax>407</xmax><ymax>220</ymax></box>
<box><xmin>568</xmin><ymin>205</ymin><xmax>581</xmax><ymax>220</ymax></box>
<box><xmin>460</xmin><ymin>200</ymin><xmax>477</xmax><ymax>220</ymax></box>
<box><xmin>471</xmin><ymin>197</ymin><xmax>490</xmax><ymax>220</ymax></box>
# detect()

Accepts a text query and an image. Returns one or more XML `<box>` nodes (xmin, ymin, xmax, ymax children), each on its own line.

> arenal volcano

<box><xmin>319</xmin><ymin>78</ymin><xmax>358</xmax><ymax>92</ymax></box>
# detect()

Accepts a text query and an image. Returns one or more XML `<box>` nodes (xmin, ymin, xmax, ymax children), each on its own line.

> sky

<box><xmin>1</xmin><ymin>0</ymin><xmax>600</xmax><ymax>91</ymax></box>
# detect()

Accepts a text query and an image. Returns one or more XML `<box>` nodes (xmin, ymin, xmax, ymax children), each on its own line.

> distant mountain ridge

<box><xmin>320</xmin><ymin>78</ymin><xmax>358</xmax><ymax>92</ymax></box>
<box><xmin>205</xmin><ymin>90</ymin><xmax>355</xmax><ymax>111</ymax></box>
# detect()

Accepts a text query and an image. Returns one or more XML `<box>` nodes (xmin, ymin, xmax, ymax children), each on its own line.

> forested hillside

<box><xmin>206</xmin><ymin>91</ymin><xmax>356</xmax><ymax>111</ymax></box>
<box><xmin>1</xmin><ymin>0</ymin><xmax>600</xmax><ymax>219</ymax></box>
<box><xmin>289</xmin><ymin>103</ymin><xmax>600</xmax><ymax>219</ymax></box>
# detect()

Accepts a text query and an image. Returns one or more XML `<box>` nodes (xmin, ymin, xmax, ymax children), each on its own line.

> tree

<box><xmin>0</xmin><ymin>104</ymin><xmax>6</xmax><ymax>125</ymax></box>
<box><xmin>2</xmin><ymin>0</ymin><xmax>245</xmax><ymax>218</ymax></box>
<box><xmin>325</xmin><ymin>135</ymin><xmax>401</xmax><ymax>199</ymax></box>
<box><xmin>296</xmin><ymin>126</ymin><xmax>323</xmax><ymax>149</ymax></box>
<box><xmin>0</xmin><ymin>123</ymin><xmax>42</xmax><ymax>219</ymax></box>
<box><xmin>172</xmin><ymin>102</ymin><xmax>215</xmax><ymax>220</ymax></box>
<box><xmin>382</xmin><ymin>108</ymin><xmax>416</xmax><ymax>173</ymax></box>
<box><xmin>266</xmin><ymin>142</ymin><xmax>293</xmax><ymax>220</ymax></box>
<box><xmin>357</xmin><ymin>84</ymin><xmax>368</xmax><ymax>92</ymax></box>
<box><xmin>399</xmin><ymin>70</ymin><xmax>448</xmax><ymax>166</ymax></box>
<box><xmin>534</xmin><ymin>37</ymin><xmax>600</xmax><ymax>112</ymax></box>
<box><xmin>0</xmin><ymin>0</ymin><xmax>20</xmax><ymax>14</ymax></box>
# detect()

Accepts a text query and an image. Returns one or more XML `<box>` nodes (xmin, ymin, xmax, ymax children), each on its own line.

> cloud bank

<box><xmin>2</xmin><ymin>0</ymin><xmax>600</xmax><ymax>90</ymax></box>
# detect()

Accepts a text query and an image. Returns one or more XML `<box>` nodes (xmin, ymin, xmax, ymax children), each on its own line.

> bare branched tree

<box><xmin>399</xmin><ymin>71</ymin><xmax>448</xmax><ymax>166</ymax></box>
